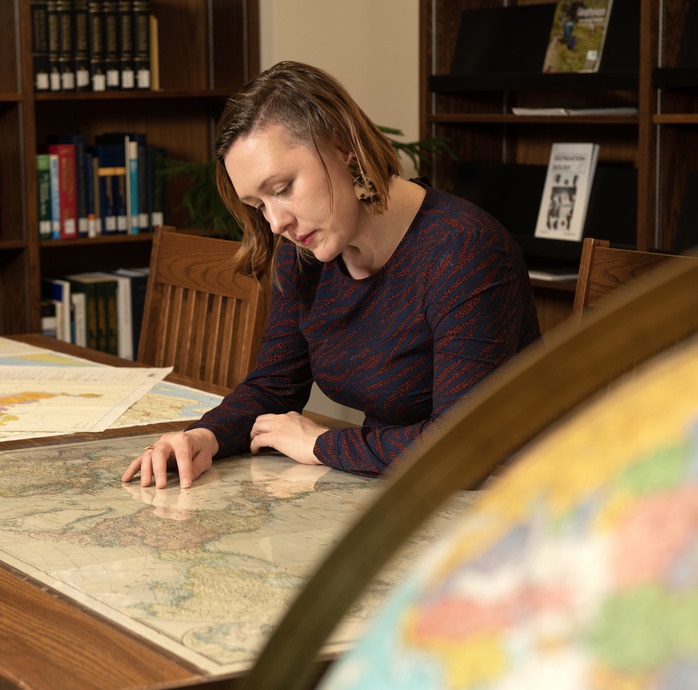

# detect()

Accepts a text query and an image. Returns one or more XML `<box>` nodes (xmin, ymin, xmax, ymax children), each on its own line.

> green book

<box><xmin>37</xmin><ymin>153</ymin><xmax>53</xmax><ymax>240</ymax></box>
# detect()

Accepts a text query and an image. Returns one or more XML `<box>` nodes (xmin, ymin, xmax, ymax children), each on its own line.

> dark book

<box><xmin>72</xmin><ymin>0</ymin><xmax>90</xmax><ymax>90</ymax></box>
<box><xmin>102</xmin><ymin>0</ymin><xmax>120</xmax><ymax>89</ymax></box>
<box><xmin>46</xmin><ymin>0</ymin><xmax>61</xmax><ymax>90</ymax></box>
<box><xmin>65</xmin><ymin>272</ymin><xmax>119</xmax><ymax>354</ymax></box>
<box><xmin>95</xmin><ymin>142</ymin><xmax>126</xmax><ymax>233</ymax></box>
<box><xmin>87</xmin><ymin>0</ymin><xmax>106</xmax><ymax>91</ymax></box>
<box><xmin>148</xmin><ymin>145</ymin><xmax>167</xmax><ymax>228</ymax></box>
<box><xmin>56</xmin><ymin>0</ymin><xmax>75</xmax><ymax>90</ymax></box>
<box><xmin>30</xmin><ymin>0</ymin><xmax>51</xmax><ymax>91</ymax></box>
<box><xmin>84</xmin><ymin>149</ymin><xmax>98</xmax><ymax>236</ymax></box>
<box><xmin>132</xmin><ymin>0</ymin><xmax>150</xmax><ymax>89</ymax></box>
<box><xmin>48</xmin><ymin>134</ymin><xmax>89</xmax><ymax>237</ymax></box>
<box><xmin>118</xmin><ymin>0</ymin><xmax>135</xmax><ymax>88</ymax></box>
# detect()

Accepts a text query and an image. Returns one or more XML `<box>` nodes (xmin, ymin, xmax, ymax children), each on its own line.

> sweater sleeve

<box><xmin>312</xmin><ymin>221</ymin><xmax>539</xmax><ymax>476</ymax></box>
<box><xmin>186</xmin><ymin>245</ymin><xmax>315</xmax><ymax>458</ymax></box>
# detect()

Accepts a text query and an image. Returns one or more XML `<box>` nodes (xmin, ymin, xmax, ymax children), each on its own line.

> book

<box><xmin>48</xmin><ymin>134</ymin><xmax>89</xmax><ymax>236</ymax></box>
<box><xmin>87</xmin><ymin>0</ymin><xmax>106</xmax><ymax>91</ymax></box>
<box><xmin>30</xmin><ymin>0</ymin><xmax>51</xmax><ymax>91</ymax></box>
<box><xmin>73</xmin><ymin>0</ymin><xmax>91</xmax><ymax>90</ymax></box>
<box><xmin>133</xmin><ymin>0</ymin><xmax>150</xmax><ymax>89</ymax></box>
<box><xmin>37</xmin><ymin>153</ymin><xmax>53</xmax><ymax>240</ymax></box>
<box><xmin>148</xmin><ymin>11</ymin><xmax>159</xmax><ymax>90</ymax></box>
<box><xmin>71</xmin><ymin>290</ymin><xmax>87</xmax><ymax>346</ymax></box>
<box><xmin>125</xmin><ymin>136</ymin><xmax>140</xmax><ymax>233</ymax></box>
<box><xmin>40</xmin><ymin>299</ymin><xmax>58</xmax><ymax>338</ymax></box>
<box><xmin>542</xmin><ymin>0</ymin><xmax>614</xmax><ymax>74</ymax></box>
<box><xmin>48</xmin><ymin>151</ymin><xmax>61</xmax><ymax>238</ymax></box>
<box><xmin>103</xmin><ymin>0</ymin><xmax>120</xmax><ymax>88</ymax></box>
<box><xmin>46</xmin><ymin>0</ymin><xmax>61</xmax><ymax>91</ymax></box>
<box><xmin>90</xmin><ymin>271</ymin><xmax>133</xmax><ymax>358</ymax></box>
<box><xmin>66</xmin><ymin>272</ymin><xmax>119</xmax><ymax>354</ymax></box>
<box><xmin>47</xmin><ymin>142</ymin><xmax>78</xmax><ymax>237</ymax></box>
<box><xmin>148</xmin><ymin>145</ymin><xmax>167</xmax><ymax>227</ymax></box>
<box><xmin>42</xmin><ymin>277</ymin><xmax>72</xmax><ymax>342</ymax></box>
<box><xmin>95</xmin><ymin>141</ymin><xmax>127</xmax><ymax>233</ymax></box>
<box><xmin>118</xmin><ymin>0</ymin><xmax>135</xmax><ymax>89</ymax></box>
<box><xmin>534</xmin><ymin>142</ymin><xmax>599</xmax><ymax>243</ymax></box>
<box><xmin>113</xmin><ymin>267</ymin><xmax>149</xmax><ymax>356</ymax></box>
<box><xmin>56</xmin><ymin>0</ymin><xmax>75</xmax><ymax>90</ymax></box>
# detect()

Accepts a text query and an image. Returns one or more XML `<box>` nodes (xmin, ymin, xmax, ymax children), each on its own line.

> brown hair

<box><xmin>214</xmin><ymin>61</ymin><xmax>401</xmax><ymax>281</ymax></box>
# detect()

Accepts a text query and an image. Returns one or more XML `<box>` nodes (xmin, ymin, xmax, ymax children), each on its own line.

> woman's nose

<box><xmin>265</xmin><ymin>202</ymin><xmax>292</xmax><ymax>236</ymax></box>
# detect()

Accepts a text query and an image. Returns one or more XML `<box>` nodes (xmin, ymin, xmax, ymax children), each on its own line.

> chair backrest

<box><xmin>137</xmin><ymin>226</ymin><xmax>269</xmax><ymax>389</ymax></box>
<box><xmin>572</xmin><ymin>237</ymin><xmax>698</xmax><ymax>322</ymax></box>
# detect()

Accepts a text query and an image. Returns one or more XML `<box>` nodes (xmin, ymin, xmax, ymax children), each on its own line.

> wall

<box><xmin>259</xmin><ymin>0</ymin><xmax>420</xmax><ymax>424</ymax></box>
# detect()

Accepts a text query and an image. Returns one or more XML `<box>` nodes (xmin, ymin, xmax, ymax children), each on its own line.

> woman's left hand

<box><xmin>250</xmin><ymin>411</ymin><xmax>326</xmax><ymax>465</ymax></box>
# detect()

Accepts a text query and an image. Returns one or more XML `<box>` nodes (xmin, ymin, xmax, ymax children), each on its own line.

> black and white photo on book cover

<box><xmin>535</xmin><ymin>142</ymin><xmax>599</xmax><ymax>242</ymax></box>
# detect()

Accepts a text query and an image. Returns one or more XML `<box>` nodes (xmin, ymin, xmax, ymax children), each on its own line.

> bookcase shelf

<box><xmin>420</xmin><ymin>0</ymin><xmax>697</xmax><ymax>332</ymax></box>
<box><xmin>0</xmin><ymin>0</ymin><xmax>259</xmax><ymax>336</ymax></box>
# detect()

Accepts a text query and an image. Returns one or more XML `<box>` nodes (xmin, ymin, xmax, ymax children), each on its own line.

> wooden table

<box><xmin>0</xmin><ymin>335</ymin><xmax>345</xmax><ymax>690</ymax></box>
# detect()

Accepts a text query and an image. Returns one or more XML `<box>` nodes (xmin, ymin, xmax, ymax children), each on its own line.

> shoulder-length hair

<box><xmin>214</xmin><ymin>60</ymin><xmax>401</xmax><ymax>281</ymax></box>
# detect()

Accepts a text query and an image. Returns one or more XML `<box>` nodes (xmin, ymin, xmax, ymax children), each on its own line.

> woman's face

<box><xmin>224</xmin><ymin>124</ymin><xmax>363</xmax><ymax>263</ymax></box>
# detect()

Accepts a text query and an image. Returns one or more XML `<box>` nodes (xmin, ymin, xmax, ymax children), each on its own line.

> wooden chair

<box><xmin>137</xmin><ymin>226</ymin><xmax>269</xmax><ymax>389</ymax></box>
<box><xmin>572</xmin><ymin>237</ymin><xmax>698</xmax><ymax>322</ymax></box>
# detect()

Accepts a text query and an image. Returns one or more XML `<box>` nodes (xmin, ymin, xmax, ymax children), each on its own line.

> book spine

<box><xmin>73</xmin><ymin>136</ymin><xmax>89</xmax><ymax>236</ymax></box>
<box><xmin>126</xmin><ymin>137</ymin><xmax>139</xmax><ymax>233</ymax></box>
<box><xmin>31</xmin><ymin>0</ymin><xmax>51</xmax><ymax>91</ymax></box>
<box><xmin>101</xmin><ymin>279</ymin><xmax>119</xmax><ymax>355</ymax></box>
<box><xmin>47</xmin><ymin>0</ymin><xmax>61</xmax><ymax>91</ymax></box>
<box><xmin>71</xmin><ymin>291</ymin><xmax>87</xmax><ymax>346</ymax></box>
<box><xmin>56</xmin><ymin>0</ymin><xmax>75</xmax><ymax>91</ymax></box>
<box><xmin>149</xmin><ymin>145</ymin><xmax>166</xmax><ymax>227</ymax></box>
<box><xmin>48</xmin><ymin>143</ymin><xmax>78</xmax><ymax>238</ymax></box>
<box><xmin>84</xmin><ymin>150</ymin><xmax>98</xmax><ymax>237</ymax></box>
<box><xmin>102</xmin><ymin>0</ymin><xmax>120</xmax><ymax>89</ymax></box>
<box><xmin>37</xmin><ymin>154</ymin><xmax>53</xmax><ymax>240</ymax></box>
<box><xmin>118</xmin><ymin>0</ymin><xmax>135</xmax><ymax>89</ymax></box>
<box><xmin>41</xmin><ymin>300</ymin><xmax>58</xmax><ymax>338</ymax></box>
<box><xmin>87</xmin><ymin>0</ymin><xmax>106</xmax><ymax>91</ymax></box>
<box><xmin>132</xmin><ymin>0</ymin><xmax>150</xmax><ymax>89</ymax></box>
<box><xmin>96</xmin><ymin>144</ymin><xmax>118</xmax><ymax>233</ymax></box>
<box><xmin>72</xmin><ymin>0</ymin><xmax>90</xmax><ymax>90</ymax></box>
<box><xmin>48</xmin><ymin>152</ymin><xmax>61</xmax><ymax>238</ymax></box>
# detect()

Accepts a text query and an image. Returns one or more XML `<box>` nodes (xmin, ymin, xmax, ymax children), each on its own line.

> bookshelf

<box><xmin>419</xmin><ymin>0</ymin><xmax>698</xmax><ymax>332</ymax></box>
<box><xmin>0</xmin><ymin>0</ymin><xmax>259</xmax><ymax>336</ymax></box>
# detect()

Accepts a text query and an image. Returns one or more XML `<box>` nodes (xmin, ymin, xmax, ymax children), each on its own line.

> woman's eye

<box><xmin>275</xmin><ymin>184</ymin><xmax>291</xmax><ymax>197</ymax></box>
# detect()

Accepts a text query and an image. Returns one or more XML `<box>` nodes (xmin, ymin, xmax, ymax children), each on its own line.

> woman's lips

<box><xmin>297</xmin><ymin>231</ymin><xmax>316</xmax><ymax>247</ymax></box>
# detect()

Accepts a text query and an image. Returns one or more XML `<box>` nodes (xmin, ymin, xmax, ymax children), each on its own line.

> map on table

<box><xmin>0</xmin><ymin>338</ymin><xmax>223</xmax><ymax>441</ymax></box>
<box><xmin>0</xmin><ymin>434</ymin><xmax>476</xmax><ymax>674</ymax></box>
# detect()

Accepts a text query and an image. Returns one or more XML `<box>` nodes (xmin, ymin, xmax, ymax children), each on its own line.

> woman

<box><xmin>122</xmin><ymin>61</ymin><xmax>540</xmax><ymax>489</ymax></box>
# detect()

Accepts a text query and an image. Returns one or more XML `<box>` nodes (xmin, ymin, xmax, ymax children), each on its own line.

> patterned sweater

<box><xmin>188</xmin><ymin>183</ymin><xmax>541</xmax><ymax>475</ymax></box>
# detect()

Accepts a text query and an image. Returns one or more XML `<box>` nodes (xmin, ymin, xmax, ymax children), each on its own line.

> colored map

<box><xmin>320</xmin><ymin>336</ymin><xmax>698</xmax><ymax>689</ymax></box>
<box><xmin>0</xmin><ymin>338</ymin><xmax>222</xmax><ymax>441</ymax></box>
<box><xmin>0</xmin><ymin>435</ymin><xmax>475</xmax><ymax>674</ymax></box>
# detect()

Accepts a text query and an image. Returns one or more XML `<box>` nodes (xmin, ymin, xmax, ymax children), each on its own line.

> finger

<box><xmin>121</xmin><ymin>455</ymin><xmax>145</xmax><ymax>483</ymax></box>
<box><xmin>189</xmin><ymin>451</ymin><xmax>213</xmax><ymax>486</ymax></box>
<box><xmin>170</xmin><ymin>440</ymin><xmax>194</xmax><ymax>489</ymax></box>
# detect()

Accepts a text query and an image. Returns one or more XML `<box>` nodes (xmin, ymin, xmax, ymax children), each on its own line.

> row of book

<box><xmin>31</xmin><ymin>0</ymin><xmax>156</xmax><ymax>92</ymax></box>
<box><xmin>38</xmin><ymin>131</ymin><xmax>167</xmax><ymax>239</ymax></box>
<box><xmin>42</xmin><ymin>269</ymin><xmax>149</xmax><ymax>358</ymax></box>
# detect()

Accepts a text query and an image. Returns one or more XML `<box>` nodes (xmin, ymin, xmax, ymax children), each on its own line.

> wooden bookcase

<box><xmin>0</xmin><ymin>0</ymin><xmax>259</xmax><ymax>336</ymax></box>
<box><xmin>419</xmin><ymin>0</ymin><xmax>697</xmax><ymax>331</ymax></box>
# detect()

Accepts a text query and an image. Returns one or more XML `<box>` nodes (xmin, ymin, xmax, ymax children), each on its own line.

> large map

<box><xmin>0</xmin><ymin>435</ymin><xmax>475</xmax><ymax>674</ymax></box>
<box><xmin>0</xmin><ymin>338</ymin><xmax>223</xmax><ymax>441</ymax></box>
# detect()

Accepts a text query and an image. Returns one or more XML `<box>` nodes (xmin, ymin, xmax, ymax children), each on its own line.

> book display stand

<box><xmin>420</xmin><ymin>0</ymin><xmax>698</xmax><ymax>330</ymax></box>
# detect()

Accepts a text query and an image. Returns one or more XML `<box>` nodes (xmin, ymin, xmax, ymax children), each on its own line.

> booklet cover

<box><xmin>542</xmin><ymin>0</ymin><xmax>614</xmax><ymax>73</ymax></box>
<box><xmin>535</xmin><ymin>143</ymin><xmax>599</xmax><ymax>243</ymax></box>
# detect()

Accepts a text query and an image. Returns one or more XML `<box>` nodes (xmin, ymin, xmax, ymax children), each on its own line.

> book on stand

<box><xmin>534</xmin><ymin>142</ymin><xmax>599</xmax><ymax>243</ymax></box>
<box><xmin>542</xmin><ymin>0</ymin><xmax>614</xmax><ymax>73</ymax></box>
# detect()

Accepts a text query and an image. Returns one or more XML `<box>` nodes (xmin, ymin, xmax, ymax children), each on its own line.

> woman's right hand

<box><xmin>121</xmin><ymin>428</ymin><xmax>219</xmax><ymax>489</ymax></box>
